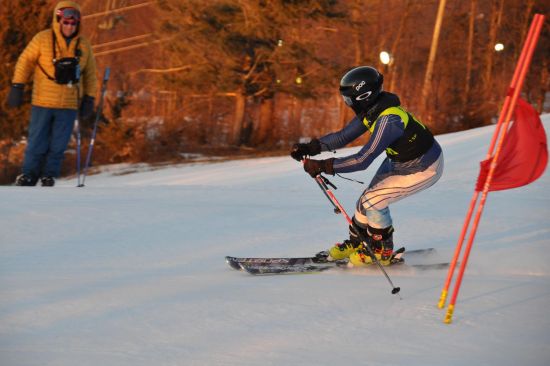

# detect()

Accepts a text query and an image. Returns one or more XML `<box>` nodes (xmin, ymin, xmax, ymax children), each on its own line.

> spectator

<box><xmin>7</xmin><ymin>1</ymin><xmax>97</xmax><ymax>186</ymax></box>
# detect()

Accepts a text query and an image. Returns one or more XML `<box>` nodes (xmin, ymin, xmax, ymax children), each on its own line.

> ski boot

<box><xmin>40</xmin><ymin>176</ymin><xmax>55</xmax><ymax>187</ymax></box>
<box><xmin>324</xmin><ymin>222</ymin><xmax>369</xmax><ymax>261</ymax></box>
<box><xmin>14</xmin><ymin>174</ymin><xmax>38</xmax><ymax>186</ymax></box>
<box><xmin>349</xmin><ymin>226</ymin><xmax>395</xmax><ymax>266</ymax></box>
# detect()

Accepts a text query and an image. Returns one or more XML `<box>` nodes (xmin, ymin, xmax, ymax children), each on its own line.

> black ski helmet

<box><xmin>339</xmin><ymin>66</ymin><xmax>384</xmax><ymax>112</ymax></box>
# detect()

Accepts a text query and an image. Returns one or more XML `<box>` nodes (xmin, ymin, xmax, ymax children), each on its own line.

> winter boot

<box><xmin>14</xmin><ymin>174</ymin><xmax>37</xmax><ymax>186</ymax></box>
<box><xmin>349</xmin><ymin>226</ymin><xmax>395</xmax><ymax>266</ymax></box>
<box><xmin>327</xmin><ymin>222</ymin><xmax>369</xmax><ymax>260</ymax></box>
<box><xmin>40</xmin><ymin>176</ymin><xmax>55</xmax><ymax>187</ymax></box>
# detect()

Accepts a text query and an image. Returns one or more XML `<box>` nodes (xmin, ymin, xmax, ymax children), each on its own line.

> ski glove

<box><xmin>303</xmin><ymin>158</ymin><xmax>335</xmax><ymax>178</ymax></box>
<box><xmin>80</xmin><ymin>95</ymin><xmax>95</xmax><ymax>120</ymax></box>
<box><xmin>7</xmin><ymin>83</ymin><xmax>24</xmax><ymax>108</ymax></box>
<box><xmin>290</xmin><ymin>138</ymin><xmax>322</xmax><ymax>161</ymax></box>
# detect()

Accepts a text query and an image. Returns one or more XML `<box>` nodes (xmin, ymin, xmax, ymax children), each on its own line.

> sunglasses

<box><xmin>62</xmin><ymin>20</ymin><xmax>77</xmax><ymax>26</ymax></box>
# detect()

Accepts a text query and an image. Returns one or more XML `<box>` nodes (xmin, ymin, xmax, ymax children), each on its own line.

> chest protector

<box><xmin>367</xmin><ymin>106</ymin><xmax>434</xmax><ymax>162</ymax></box>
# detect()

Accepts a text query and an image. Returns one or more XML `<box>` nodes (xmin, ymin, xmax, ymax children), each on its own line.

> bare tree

<box><xmin>156</xmin><ymin>0</ymin><xmax>347</xmax><ymax>146</ymax></box>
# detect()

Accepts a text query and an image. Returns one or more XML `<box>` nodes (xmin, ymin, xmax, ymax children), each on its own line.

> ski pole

<box><xmin>314</xmin><ymin>175</ymin><xmax>341</xmax><ymax>214</ymax></box>
<box><xmin>75</xmin><ymin>116</ymin><xmax>82</xmax><ymax>186</ymax></box>
<box><xmin>74</xmin><ymin>87</ymin><xmax>82</xmax><ymax>187</ymax></box>
<box><xmin>80</xmin><ymin>67</ymin><xmax>110</xmax><ymax>187</ymax></box>
<box><xmin>314</xmin><ymin>174</ymin><xmax>401</xmax><ymax>295</ymax></box>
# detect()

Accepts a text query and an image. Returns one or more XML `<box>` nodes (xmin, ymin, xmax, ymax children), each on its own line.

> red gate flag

<box><xmin>476</xmin><ymin>98</ymin><xmax>548</xmax><ymax>192</ymax></box>
<box><xmin>441</xmin><ymin>13</ymin><xmax>546</xmax><ymax>324</ymax></box>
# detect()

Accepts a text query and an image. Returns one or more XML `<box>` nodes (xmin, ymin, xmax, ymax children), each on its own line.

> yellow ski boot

<box><xmin>349</xmin><ymin>225</ymin><xmax>395</xmax><ymax>266</ymax></box>
<box><xmin>325</xmin><ymin>222</ymin><xmax>369</xmax><ymax>261</ymax></box>
<box><xmin>327</xmin><ymin>239</ymin><xmax>363</xmax><ymax>261</ymax></box>
<box><xmin>349</xmin><ymin>248</ymin><xmax>393</xmax><ymax>266</ymax></box>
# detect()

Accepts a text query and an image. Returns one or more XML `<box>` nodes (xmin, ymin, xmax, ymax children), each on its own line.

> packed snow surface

<box><xmin>1</xmin><ymin>116</ymin><xmax>549</xmax><ymax>365</ymax></box>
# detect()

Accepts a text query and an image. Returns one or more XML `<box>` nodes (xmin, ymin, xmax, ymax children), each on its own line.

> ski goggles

<box><xmin>56</xmin><ymin>8</ymin><xmax>81</xmax><ymax>22</ymax></box>
<box><xmin>341</xmin><ymin>91</ymin><xmax>374</xmax><ymax>106</ymax></box>
<box><xmin>342</xmin><ymin>95</ymin><xmax>353</xmax><ymax>106</ymax></box>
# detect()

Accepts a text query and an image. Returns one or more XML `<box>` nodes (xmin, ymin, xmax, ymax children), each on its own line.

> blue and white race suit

<box><xmin>319</xmin><ymin>104</ymin><xmax>444</xmax><ymax>229</ymax></box>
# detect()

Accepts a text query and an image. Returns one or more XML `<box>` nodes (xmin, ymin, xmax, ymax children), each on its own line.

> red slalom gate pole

<box><xmin>443</xmin><ymin>14</ymin><xmax>545</xmax><ymax>324</ymax></box>
<box><xmin>437</xmin><ymin>13</ymin><xmax>543</xmax><ymax>310</ymax></box>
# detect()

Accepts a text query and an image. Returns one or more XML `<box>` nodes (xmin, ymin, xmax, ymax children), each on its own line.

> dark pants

<box><xmin>22</xmin><ymin>106</ymin><xmax>77</xmax><ymax>179</ymax></box>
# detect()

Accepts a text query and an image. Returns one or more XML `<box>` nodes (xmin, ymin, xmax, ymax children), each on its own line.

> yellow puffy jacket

<box><xmin>11</xmin><ymin>1</ymin><xmax>97</xmax><ymax>110</ymax></box>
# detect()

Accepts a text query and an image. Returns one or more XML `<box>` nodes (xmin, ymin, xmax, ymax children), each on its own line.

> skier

<box><xmin>7</xmin><ymin>1</ymin><xmax>97</xmax><ymax>186</ymax></box>
<box><xmin>290</xmin><ymin>66</ymin><xmax>444</xmax><ymax>266</ymax></box>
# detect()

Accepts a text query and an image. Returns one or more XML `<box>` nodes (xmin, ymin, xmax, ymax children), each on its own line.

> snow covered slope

<box><xmin>1</xmin><ymin>116</ymin><xmax>549</xmax><ymax>366</ymax></box>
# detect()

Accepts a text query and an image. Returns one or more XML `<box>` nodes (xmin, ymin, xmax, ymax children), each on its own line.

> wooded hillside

<box><xmin>1</xmin><ymin>0</ymin><xmax>548</xmax><ymax>183</ymax></box>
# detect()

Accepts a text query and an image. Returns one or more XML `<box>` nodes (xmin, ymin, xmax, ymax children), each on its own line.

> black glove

<box><xmin>303</xmin><ymin>158</ymin><xmax>335</xmax><ymax>178</ymax></box>
<box><xmin>79</xmin><ymin>95</ymin><xmax>95</xmax><ymax>119</ymax></box>
<box><xmin>7</xmin><ymin>83</ymin><xmax>25</xmax><ymax>108</ymax></box>
<box><xmin>290</xmin><ymin>138</ymin><xmax>322</xmax><ymax>161</ymax></box>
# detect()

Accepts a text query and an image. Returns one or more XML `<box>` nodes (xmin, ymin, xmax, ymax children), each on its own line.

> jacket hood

<box><xmin>53</xmin><ymin>1</ymin><xmax>82</xmax><ymax>39</ymax></box>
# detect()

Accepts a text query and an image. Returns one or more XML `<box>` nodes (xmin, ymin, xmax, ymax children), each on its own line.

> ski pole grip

<box><xmin>103</xmin><ymin>67</ymin><xmax>111</xmax><ymax>82</ymax></box>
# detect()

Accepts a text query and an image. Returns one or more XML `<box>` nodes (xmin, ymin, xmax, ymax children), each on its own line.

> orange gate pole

<box><xmin>437</xmin><ymin>13</ymin><xmax>543</xmax><ymax>309</ymax></box>
<box><xmin>443</xmin><ymin>14</ymin><xmax>545</xmax><ymax>323</ymax></box>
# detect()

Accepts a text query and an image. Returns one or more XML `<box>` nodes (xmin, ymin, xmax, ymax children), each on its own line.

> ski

<box><xmin>225</xmin><ymin>247</ymin><xmax>435</xmax><ymax>271</ymax></box>
<box><xmin>225</xmin><ymin>255</ymin><xmax>329</xmax><ymax>270</ymax></box>
<box><xmin>240</xmin><ymin>261</ymin><xmax>346</xmax><ymax>275</ymax></box>
<box><xmin>239</xmin><ymin>259</ymin><xmax>449</xmax><ymax>275</ymax></box>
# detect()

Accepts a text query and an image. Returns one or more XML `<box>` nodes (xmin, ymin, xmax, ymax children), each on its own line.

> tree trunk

<box><xmin>232</xmin><ymin>92</ymin><xmax>246</xmax><ymax>146</ymax></box>
<box><xmin>517</xmin><ymin>0</ymin><xmax>536</xmax><ymax>60</ymax></box>
<box><xmin>536</xmin><ymin>59</ymin><xmax>548</xmax><ymax>114</ymax></box>
<box><xmin>253</xmin><ymin>98</ymin><xmax>274</xmax><ymax>146</ymax></box>
<box><xmin>389</xmin><ymin>67</ymin><xmax>398</xmax><ymax>95</ymax></box>
<box><xmin>420</xmin><ymin>0</ymin><xmax>447</xmax><ymax>125</ymax></box>
<box><xmin>240</xmin><ymin>97</ymin><xmax>255</xmax><ymax>146</ymax></box>
<box><xmin>464</xmin><ymin>0</ymin><xmax>477</xmax><ymax>107</ymax></box>
<box><xmin>1</xmin><ymin>141</ymin><xmax>13</xmax><ymax>183</ymax></box>
<box><xmin>351</xmin><ymin>0</ymin><xmax>364</xmax><ymax>64</ymax></box>
<box><xmin>290</xmin><ymin>96</ymin><xmax>303</xmax><ymax>145</ymax></box>
<box><xmin>483</xmin><ymin>0</ymin><xmax>504</xmax><ymax>102</ymax></box>
<box><xmin>386</xmin><ymin>0</ymin><xmax>410</xmax><ymax>90</ymax></box>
